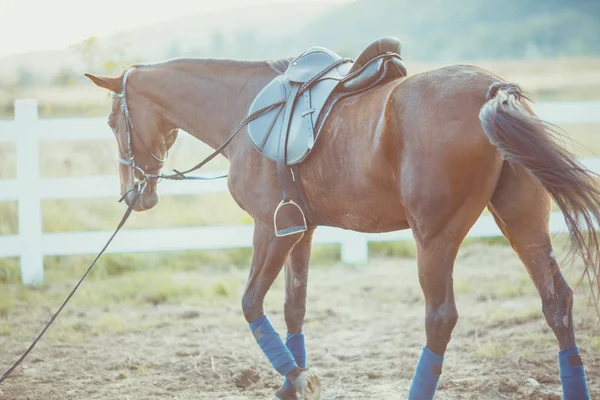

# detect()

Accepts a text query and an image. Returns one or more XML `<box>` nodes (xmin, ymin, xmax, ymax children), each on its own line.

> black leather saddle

<box><xmin>246</xmin><ymin>36</ymin><xmax>408</xmax><ymax>236</ymax></box>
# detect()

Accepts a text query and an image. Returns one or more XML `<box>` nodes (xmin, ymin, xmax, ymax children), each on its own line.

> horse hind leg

<box><xmin>488</xmin><ymin>164</ymin><xmax>590</xmax><ymax>399</ymax></box>
<box><xmin>406</xmin><ymin>183</ymin><xmax>500</xmax><ymax>398</ymax></box>
<box><xmin>408</xmin><ymin>232</ymin><xmax>462</xmax><ymax>400</ymax></box>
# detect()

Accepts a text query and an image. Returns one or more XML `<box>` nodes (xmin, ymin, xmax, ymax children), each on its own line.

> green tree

<box><xmin>167</xmin><ymin>41</ymin><xmax>182</xmax><ymax>58</ymax></box>
<box><xmin>16</xmin><ymin>67</ymin><xmax>37</xmax><ymax>87</ymax></box>
<box><xmin>210</xmin><ymin>31</ymin><xmax>226</xmax><ymax>57</ymax></box>
<box><xmin>52</xmin><ymin>67</ymin><xmax>77</xmax><ymax>87</ymax></box>
<box><xmin>72</xmin><ymin>36</ymin><xmax>100</xmax><ymax>71</ymax></box>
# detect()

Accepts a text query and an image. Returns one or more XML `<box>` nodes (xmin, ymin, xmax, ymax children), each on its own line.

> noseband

<box><xmin>111</xmin><ymin>69</ymin><xmax>167</xmax><ymax>192</ymax></box>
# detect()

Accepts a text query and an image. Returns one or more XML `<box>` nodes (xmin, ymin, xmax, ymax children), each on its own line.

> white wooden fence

<box><xmin>1</xmin><ymin>99</ymin><xmax>600</xmax><ymax>285</ymax></box>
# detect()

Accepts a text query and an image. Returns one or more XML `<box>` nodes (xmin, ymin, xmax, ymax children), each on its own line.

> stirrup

<box><xmin>273</xmin><ymin>199</ymin><xmax>308</xmax><ymax>237</ymax></box>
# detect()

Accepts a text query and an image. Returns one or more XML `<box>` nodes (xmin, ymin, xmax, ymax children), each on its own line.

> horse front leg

<box><xmin>273</xmin><ymin>228</ymin><xmax>318</xmax><ymax>400</ymax></box>
<box><xmin>241</xmin><ymin>222</ymin><xmax>321</xmax><ymax>400</ymax></box>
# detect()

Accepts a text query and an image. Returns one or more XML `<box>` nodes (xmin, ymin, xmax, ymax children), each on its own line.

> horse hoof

<box><xmin>295</xmin><ymin>369</ymin><xmax>321</xmax><ymax>400</ymax></box>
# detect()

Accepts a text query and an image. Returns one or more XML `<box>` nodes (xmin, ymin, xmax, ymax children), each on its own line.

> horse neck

<box><xmin>134</xmin><ymin>58</ymin><xmax>282</xmax><ymax>156</ymax></box>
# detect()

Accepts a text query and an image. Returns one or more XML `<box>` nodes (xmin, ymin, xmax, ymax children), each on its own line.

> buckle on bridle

<box><xmin>118</xmin><ymin>177</ymin><xmax>148</xmax><ymax>204</ymax></box>
<box><xmin>135</xmin><ymin>179</ymin><xmax>148</xmax><ymax>194</ymax></box>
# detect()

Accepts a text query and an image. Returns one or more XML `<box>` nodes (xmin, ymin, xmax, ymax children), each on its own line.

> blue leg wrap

<box><xmin>249</xmin><ymin>315</ymin><xmax>298</xmax><ymax>376</ymax></box>
<box><xmin>408</xmin><ymin>346</ymin><xmax>444</xmax><ymax>400</ymax></box>
<box><xmin>283</xmin><ymin>332</ymin><xmax>307</xmax><ymax>389</ymax></box>
<box><xmin>558</xmin><ymin>346</ymin><xmax>590</xmax><ymax>400</ymax></box>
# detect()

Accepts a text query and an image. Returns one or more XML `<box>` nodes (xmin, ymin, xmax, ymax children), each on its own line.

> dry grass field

<box><xmin>0</xmin><ymin>247</ymin><xmax>599</xmax><ymax>399</ymax></box>
<box><xmin>1</xmin><ymin>57</ymin><xmax>599</xmax><ymax>399</ymax></box>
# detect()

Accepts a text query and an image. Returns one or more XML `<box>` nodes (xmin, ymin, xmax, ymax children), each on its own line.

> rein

<box><xmin>0</xmin><ymin>57</ymin><xmax>351</xmax><ymax>384</ymax></box>
<box><xmin>112</xmin><ymin>67</ymin><xmax>286</xmax><ymax>182</ymax></box>
<box><xmin>116</xmin><ymin>58</ymin><xmax>352</xmax><ymax>183</ymax></box>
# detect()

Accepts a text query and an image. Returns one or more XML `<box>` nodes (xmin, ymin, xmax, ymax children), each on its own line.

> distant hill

<box><xmin>91</xmin><ymin>1</ymin><xmax>349</xmax><ymax>61</ymax></box>
<box><xmin>1</xmin><ymin>0</ymin><xmax>598</xmax><ymax>85</ymax></box>
<box><xmin>0</xmin><ymin>1</ymin><xmax>348</xmax><ymax>82</ymax></box>
<box><xmin>289</xmin><ymin>0</ymin><xmax>600</xmax><ymax>61</ymax></box>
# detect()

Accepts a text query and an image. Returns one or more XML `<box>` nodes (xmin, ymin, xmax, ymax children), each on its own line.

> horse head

<box><xmin>85</xmin><ymin>69</ymin><xmax>179</xmax><ymax>211</ymax></box>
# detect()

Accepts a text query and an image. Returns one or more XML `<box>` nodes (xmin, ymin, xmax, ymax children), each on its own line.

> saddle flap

<box><xmin>247</xmin><ymin>76</ymin><xmax>291</xmax><ymax>155</ymax></box>
<box><xmin>285</xmin><ymin>78</ymin><xmax>339</xmax><ymax>163</ymax></box>
<box><xmin>285</xmin><ymin>46</ymin><xmax>351</xmax><ymax>83</ymax></box>
<box><xmin>247</xmin><ymin>65</ymin><xmax>342</xmax><ymax>165</ymax></box>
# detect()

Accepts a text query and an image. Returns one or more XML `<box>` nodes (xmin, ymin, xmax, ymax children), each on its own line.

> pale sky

<box><xmin>0</xmin><ymin>0</ymin><xmax>347</xmax><ymax>57</ymax></box>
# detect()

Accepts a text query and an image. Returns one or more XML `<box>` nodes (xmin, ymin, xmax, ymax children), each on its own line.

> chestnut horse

<box><xmin>85</xmin><ymin>50</ymin><xmax>598</xmax><ymax>399</ymax></box>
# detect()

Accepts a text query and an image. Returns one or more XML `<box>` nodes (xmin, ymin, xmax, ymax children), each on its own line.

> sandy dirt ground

<box><xmin>1</xmin><ymin>245</ymin><xmax>599</xmax><ymax>399</ymax></box>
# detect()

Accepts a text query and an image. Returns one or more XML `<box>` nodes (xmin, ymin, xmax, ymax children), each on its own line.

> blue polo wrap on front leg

<box><xmin>558</xmin><ymin>346</ymin><xmax>590</xmax><ymax>400</ymax></box>
<box><xmin>408</xmin><ymin>346</ymin><xmax>444</xmax><ymax>400</ymax></box>
<box><xmin>249</xmin><ymin>315</ymin><xmax>298</xmax><ymax>376</ymax></box>
<box><xmin>283</xmin><ymin>332</ymin><xmax>307</xmax><ymax>389</ymax></box>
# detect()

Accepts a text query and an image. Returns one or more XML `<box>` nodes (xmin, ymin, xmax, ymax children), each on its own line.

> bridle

<box><xmin>106</xmin><ymin>67</ymin><xmax>296</xmax><ymax>191</ymax></box>
<box><xmin>111</xmin><ymin>68</ymin><xmax>168</xmax><ymax>194</ymax></box>
<box><xmin>109</xmin><ymin>67</ymin><xmax>254</xmax><ymax>194</ymax></box>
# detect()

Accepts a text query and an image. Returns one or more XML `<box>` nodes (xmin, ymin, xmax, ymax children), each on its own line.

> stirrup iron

<box><xmin>273</xmin><ymin>199</ymin><xmax>308</xmax><ymax>237</ymax></box>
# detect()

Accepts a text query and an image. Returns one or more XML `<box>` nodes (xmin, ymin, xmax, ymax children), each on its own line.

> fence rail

<box><xmin>1</xmin><ymin>99</ymin><xmax>600</xmax><ymax>285</ymax></box>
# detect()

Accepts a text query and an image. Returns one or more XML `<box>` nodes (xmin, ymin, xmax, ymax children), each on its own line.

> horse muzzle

<box><xmin>122</xmin><ymin>186</ymin><xmax>160</xmax><ymax>211</ymax></box>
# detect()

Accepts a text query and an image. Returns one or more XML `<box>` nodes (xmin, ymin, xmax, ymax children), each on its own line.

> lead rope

<box><xmin>147</xmin><ymin>99</ymin><xmax>287</xmax><ymax>181</ymax></box>
<box><xmin>0</xmin><ymin>192</ymin><xmax>140</xmax><ymax>384</ymax></box>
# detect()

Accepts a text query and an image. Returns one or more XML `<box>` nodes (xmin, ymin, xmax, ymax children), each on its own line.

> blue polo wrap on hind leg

<box><xmin>249</xmin><ymin>315</ymin><xmax>298</xmax><ymax>376</ymax></box>
<box><xmin>558</xmin><ymin>346</ymin><xmax>590</xmax><ymax>400</ymax></box>
<box><xmin>408</xmin><ymin>346</ymin><xmax>444</xmax><ymax>400</ymax></box>
<box><xmin>286</xmin><ymin>333</ymin><xmax>307</xmax><ymax>367</ymax></box>
<box><xmin>283</xmin><ymin>332</ymin><xmax>307</xmax><ymax>389</ymax></box>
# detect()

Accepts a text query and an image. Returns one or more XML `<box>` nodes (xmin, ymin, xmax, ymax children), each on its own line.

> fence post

<box><xmin>15</xmin><ymin>99</ymin><xmax>43</xmax><ymax>285</ymax></box>
<box><xmin>340</xmin><ymin>231</ymin><xmax>369</xmax><ymax>264</ymax></box>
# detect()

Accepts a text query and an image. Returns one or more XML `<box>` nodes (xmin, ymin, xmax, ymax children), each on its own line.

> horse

<box><xmin>84</xmin><ymin>38</ymin><xmax>598</xmax><ymax>399</ymax></box>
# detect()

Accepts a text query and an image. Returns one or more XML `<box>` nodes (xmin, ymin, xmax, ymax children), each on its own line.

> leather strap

<box><xmin>277</xmin><ymin>85</ymin><xmax>301</xmax><ymax>202</ymax></box>
<box><xmin>301</xmin><ymin>89</ymin><xmax>315</xmax><ymax>150</ymax></box>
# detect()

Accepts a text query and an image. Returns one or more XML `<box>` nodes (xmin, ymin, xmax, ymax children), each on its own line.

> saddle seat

<box><xmin>245</xmin><ymin>36</ymin><xmax>408</xmax><ymax>236</ymax></box>
<box><xmin>341</xmin><ymin>36</ymin><xmax>407</xmax><ymax>92</ymax></box>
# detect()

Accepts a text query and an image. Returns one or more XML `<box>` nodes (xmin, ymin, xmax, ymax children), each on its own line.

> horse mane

<box><xmin>265</xmin><ymin>58</ymin><xmax>293</xmax><ymax>75</ymax></box>
<box><xmin>132</xmin><ymin>57</ymin><xmax>293</xmax><ymax>75</ymax></box>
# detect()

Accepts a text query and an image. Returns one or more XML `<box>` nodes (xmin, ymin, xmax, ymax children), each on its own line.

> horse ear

<box><xmin>84</xmin><ymin>73</ymin><xmax>122</xmax><ymax>93</ymax></box>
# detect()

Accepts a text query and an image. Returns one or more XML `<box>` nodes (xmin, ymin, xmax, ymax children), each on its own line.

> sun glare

<box><xmin>0</xmin><ymin>0</ymin><xmax>348</xmax><ymax>57</ymax></box>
